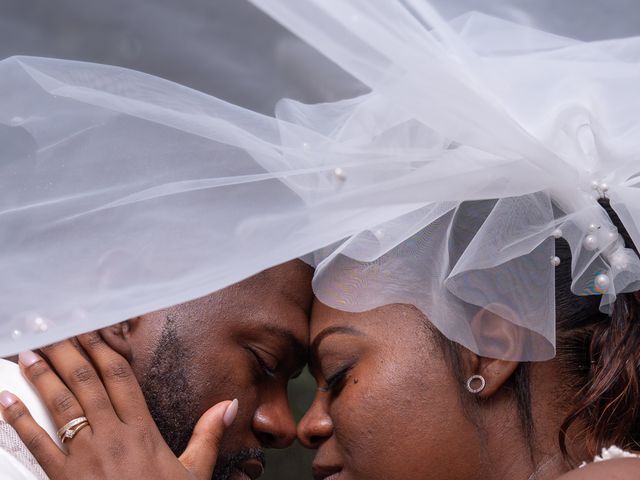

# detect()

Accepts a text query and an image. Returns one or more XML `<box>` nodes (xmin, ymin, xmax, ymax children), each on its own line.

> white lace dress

<box><xmin>580</xmin><ymin>446</ymin><xmax>640</xmax><ymax>467</ymax></box>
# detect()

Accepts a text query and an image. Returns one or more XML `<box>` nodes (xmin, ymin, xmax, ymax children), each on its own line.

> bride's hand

<box><xmin>0</xmin><ymin>332</ymin><xmax>238</xmax><ymax>480</ymax></box>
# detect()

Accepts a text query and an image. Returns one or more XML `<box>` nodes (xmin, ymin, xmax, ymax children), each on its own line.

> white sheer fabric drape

<box><xmin>2</xmin><ymin>1</ymin><xmax>640</xmax><ymax>360</ymax></box>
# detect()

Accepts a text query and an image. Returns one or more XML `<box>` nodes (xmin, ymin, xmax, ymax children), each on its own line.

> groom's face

<box><xmin>118</xmin><ymin>260</ymin><xmax>313</xmax><ymax>480</ymax></box>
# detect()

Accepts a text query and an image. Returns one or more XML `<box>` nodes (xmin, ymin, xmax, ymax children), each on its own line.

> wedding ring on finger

<box><xmin>56</xmin><ymin>416</ymin><xmax>90</xmax><ymax>443</ymax></box>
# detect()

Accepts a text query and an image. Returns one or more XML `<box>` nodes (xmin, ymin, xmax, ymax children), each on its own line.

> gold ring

<box><xmin>56</xmin><ymin>416</ymin><xmax>90</xmax><ymax>443</ymax></box>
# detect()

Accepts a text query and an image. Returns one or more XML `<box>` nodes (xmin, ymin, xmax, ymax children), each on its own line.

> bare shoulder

<box><xmin>557</xmin><ymin>459</ymin><xmax>640</xmax><ymax>480</ymax></box>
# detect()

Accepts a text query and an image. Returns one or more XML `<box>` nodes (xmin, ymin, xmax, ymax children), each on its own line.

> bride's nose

<box><xmin>297</xmin><ymin>398</ymin><xmax>333</xmax><ymax>449</ymax></box>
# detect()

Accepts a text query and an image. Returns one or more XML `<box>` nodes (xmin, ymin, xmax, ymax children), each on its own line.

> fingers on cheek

<box><xmin>18</xmin><ymin>351</ymin><xmax>48</xmax><ymax>380</ymax></box>
<box><xmin>17</xmin><ymin>355</ymin><xmax>86</xmax><ymax>422</ymax></box>
<box><xmin>79</xmin><ymin>332</ymin><xmax>106</xmax><ymax>351</ymax></box>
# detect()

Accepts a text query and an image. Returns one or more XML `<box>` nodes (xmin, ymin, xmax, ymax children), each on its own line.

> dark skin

<box><xmin>0</xmin><ymin>259</ymin><xmax>313</xmax><ymax>480</ymax></box>
<box><xmin>300</xmin><ymin>300</ymin><xmax>640</xmax><ymax>480</ymax></box>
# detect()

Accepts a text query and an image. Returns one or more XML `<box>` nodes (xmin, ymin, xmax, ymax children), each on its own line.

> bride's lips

<box><xmin>312</xmin><ymin>464</ymin><xmax>343</xmax><ymax>480</ymax></box>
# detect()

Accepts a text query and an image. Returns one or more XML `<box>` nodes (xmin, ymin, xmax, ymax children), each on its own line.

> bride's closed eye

<box><xmin>319</xmin><ymin>363</ymin><xmax>354</xmax><ymax>394</ymax></box>
<box><xmin>310</xmin><ymin>323</ymin><xmax>367</xmax><ymax>394</ymax></box>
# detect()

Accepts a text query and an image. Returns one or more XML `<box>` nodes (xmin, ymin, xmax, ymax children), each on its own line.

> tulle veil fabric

<box><xmin>2</xmin><ymin>0</ymin><xmax>640</xmax><ymax>360</ymax></box>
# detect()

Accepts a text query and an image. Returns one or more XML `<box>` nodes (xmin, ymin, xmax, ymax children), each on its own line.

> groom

<box><xmin>0</xmin><ymin>260</ymin><xmax>313</xmax><ymax>480</ymax></box>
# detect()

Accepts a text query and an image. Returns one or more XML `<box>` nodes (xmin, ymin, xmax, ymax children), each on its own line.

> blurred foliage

<box><xmin>263</xmin><ymin>368</ymin><xmax>316</xmax><ymax>480</ymax></box>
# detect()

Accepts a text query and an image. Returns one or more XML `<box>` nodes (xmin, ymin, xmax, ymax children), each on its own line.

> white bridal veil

<box><xmin>2</xmin><ymin>0</ymin><xmax>640</xmax><ymax>360</ymax></box>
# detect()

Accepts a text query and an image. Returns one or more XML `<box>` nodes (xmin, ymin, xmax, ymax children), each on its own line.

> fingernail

<box><xmin>0</xmin><ymin>391</ymin><xmax>17</xmax><ymax>408</ymax></box>
<box><xmin>18</xmin><ymin>350</ymin><xmax>41</xmax><ymax>367</ymax></box>
<box><xmin>223</xmin><ymin>399</ymin><xmax>239</xmax><ymax>427</ymax></box>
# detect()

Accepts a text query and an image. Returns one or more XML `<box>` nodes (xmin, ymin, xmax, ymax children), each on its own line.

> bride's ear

<box><xmin>466</xmin><ymin>304</ymin><xmax>524</xmax><ymax>399</ymax></box>
<box><xmin>99</xmin><ymin>320</ymin><xmax>133</xmax><ymax>361</ymax></box>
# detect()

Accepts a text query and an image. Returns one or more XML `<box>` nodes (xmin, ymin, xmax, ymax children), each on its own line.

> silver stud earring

<box><xmin>465</xmin><ymin>374</ymin><xmax>486</xmax><ymax>394</ymax></box>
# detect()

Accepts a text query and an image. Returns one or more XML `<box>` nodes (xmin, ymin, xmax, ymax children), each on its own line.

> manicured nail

<box><xmin>223</xmin><ymin>399</ymin><xmax>239</xmax><ymax>427</ymax></box>
<box><xmin>0</xmin><ymin>391</ymin><xmax>17</xmax><ymax>408</ymax></box>
<box><xmin>18</xmin><ymin>350</ymin><xmax>41</xmax><ymax>367</ymax></box>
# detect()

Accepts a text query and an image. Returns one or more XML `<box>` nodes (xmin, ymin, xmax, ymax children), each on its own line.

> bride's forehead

<box><xmin>308</xmin><ymin>302</ymin><xmax>422</xmax><ymax>337</ymax></box>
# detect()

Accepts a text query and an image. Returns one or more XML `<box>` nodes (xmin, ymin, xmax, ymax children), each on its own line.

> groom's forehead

<box><xmin>220</xmin><ymin>262</ymin><xmax>313</xmax><ymax>352</ymax></box>
<box><xmin>167</xmin><ymin>260</ymin><xmax>312</xmax><ymax>340</ymax></box>
<box><xmin>239</xmin><ymin>260</ymin><xmax>314</xmax><ymax>309</ymax></box>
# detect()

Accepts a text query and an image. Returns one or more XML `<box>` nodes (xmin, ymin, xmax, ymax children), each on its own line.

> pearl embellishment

<box><xmin>583</xmin><ymin>234</ymin><xmax>599</xmax><ymax>251</ymax></box>
<box><xmin>333</xmin><ymin>167</ymin><xmax>347</xmax><ymax>182</ymax></box>
<box><xmin>591</xmin><ymin>180</ymin><xmax>610</xmax><ymax>199</ymax></box>
<box><xmin>594</xmin><ymin>273</ymin><xmax>611</xmax><ymax>293</ymax></box>
<box><xmin>31</xmin><ymin>316</ymin><xmax>49</xmax><ymax>333</ymax></box>
<box><xmin>609</xmin><ymin>250</ymin><xmax>631</xmax><ymax>270</ymax></box>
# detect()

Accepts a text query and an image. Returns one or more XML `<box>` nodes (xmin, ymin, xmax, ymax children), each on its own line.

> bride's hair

<box><xmin>555</xmin><ymin>198</ymin><xmax>640</xmax><ymax>458</ymax></box>
<box><xmin>434</xmin><ymin>199</ymin><xmax>640</xmax><ymax>463</ymax></box>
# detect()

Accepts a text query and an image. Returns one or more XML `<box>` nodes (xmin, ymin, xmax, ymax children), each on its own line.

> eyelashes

<box><xmin>248</xmin><ymin>347</ymin><xmax>276</xmax><ymax>378</ymax></box>
<box><xmin>318</xmin><ymin>364</ymin><xmax>353</xmax><ymax>394</ymax></box>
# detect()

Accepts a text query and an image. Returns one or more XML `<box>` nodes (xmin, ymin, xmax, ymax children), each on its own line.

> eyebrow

<box><xmin>311</xmin><ymin>325</ymin><xmax>366</xmax><ymax>353</ymax></box>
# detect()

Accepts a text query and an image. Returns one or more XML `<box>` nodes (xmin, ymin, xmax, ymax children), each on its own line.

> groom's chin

<box><xmin>228</xmin><ymin>458</ymin><xmax>265</xmax><ymax>480</ymax></box>
<box><xmin>215</xmin><ymin>465</ymin><xmax>264</xmax><ymax>480</ymax></box>
<box><xmin>227</xmin><ymin>466</ymin><xmax>261</xmax><ymax>480</ymax></box>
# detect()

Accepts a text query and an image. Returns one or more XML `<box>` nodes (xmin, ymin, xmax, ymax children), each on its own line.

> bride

<box><xmin>299</xmin><ymin>198</ymin><xmax>640</xmax><ymax>479</ymax></box>
<box><xmin>2</xmin><ymin>1</ymin><xmax>640</xmax><ymax>479</ymax></box>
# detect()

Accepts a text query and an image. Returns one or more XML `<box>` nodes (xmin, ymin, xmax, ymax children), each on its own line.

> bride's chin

<box><xmin>316</xmin><ymin>472</ymin><xmax>343</xmax><ymax>480</ymax></box>
<box><xmin>312</xmin><ymin>467</ymin><xmax>345</xmax><ymax>480</ymax></box>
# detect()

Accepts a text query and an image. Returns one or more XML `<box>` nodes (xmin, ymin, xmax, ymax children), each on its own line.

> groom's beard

<box><xmin>140</xmin><ymin>318</ymin><xmax>199</xmax><ymax>456</ymax></box>
<box><xmin>140</xmin><ymin>319</ymin><xmax>265</xmax><ymax>479</ymax></box>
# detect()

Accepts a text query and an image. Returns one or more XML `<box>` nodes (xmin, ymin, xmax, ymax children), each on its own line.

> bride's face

<box><xmin>298</xmin><ymin>300</ymin><xmax>482</xmax><ymax>480</ymax></box>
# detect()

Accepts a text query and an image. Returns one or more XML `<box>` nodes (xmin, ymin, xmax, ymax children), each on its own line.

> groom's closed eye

<box><xmin>247</xmin><ymin>345</ymin><xmax>278</xmax><ymax>377</ymax></box>
<box><xmin>243</xmin><ymin>323</ymin><xmax>308</xmax><ymax>380</ymax></box>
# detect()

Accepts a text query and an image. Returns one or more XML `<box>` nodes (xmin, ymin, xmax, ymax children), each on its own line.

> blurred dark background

<box><xmin>0</xmin><ymin>0</ymin><xmax>362</xmax><ymax>115</ymax></box>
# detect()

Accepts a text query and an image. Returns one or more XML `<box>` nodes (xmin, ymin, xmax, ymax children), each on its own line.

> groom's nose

<box><xmin>252</xmin><ymin>398</ymin><xmax>297</xmax><ymax>448</ymax></box>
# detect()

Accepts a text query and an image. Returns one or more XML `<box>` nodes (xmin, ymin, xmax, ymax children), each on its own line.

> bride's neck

<box><xmin>481</xmin><ymin>359</ymin><xmax>584</xmax><ymax>480</ymax></box>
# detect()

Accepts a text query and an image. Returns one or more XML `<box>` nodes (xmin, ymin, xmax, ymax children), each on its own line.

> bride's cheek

<box><xmin>333</xmin><ymin>374</ymin><xmax>382</xmax><ymax>439</ymax></box>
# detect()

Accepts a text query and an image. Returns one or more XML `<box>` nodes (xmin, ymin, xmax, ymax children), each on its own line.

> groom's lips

<box><xmin>312</xmin><ymin>464</ymin><xmax>343</xmax><ymax>480</ymax></box>
<box><xmin>233</xmin><ymin>458</ymin><xmax>264</xmax><ymax>480</ymax></box>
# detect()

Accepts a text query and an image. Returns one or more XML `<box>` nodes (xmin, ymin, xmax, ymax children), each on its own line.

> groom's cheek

<box><xmin>189</xmin><ymin>346</ymin><xmax>263</xmax><ymax>447</ymax></box>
